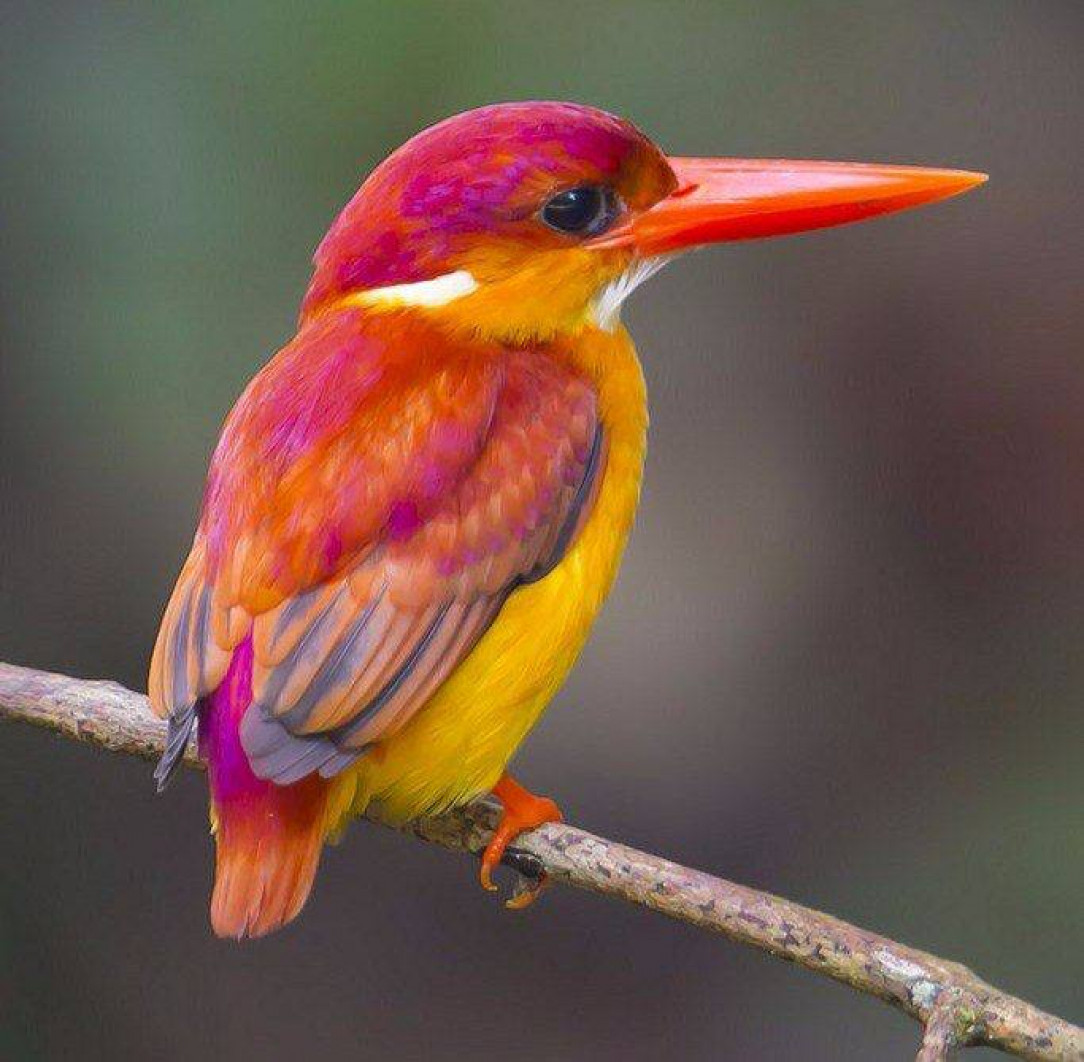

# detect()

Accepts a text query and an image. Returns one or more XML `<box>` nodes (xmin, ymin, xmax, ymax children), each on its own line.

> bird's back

<box><xmin>149</xmin><ymin>310</ymin><xmax>647</xmax><ymax>935</ymax></box>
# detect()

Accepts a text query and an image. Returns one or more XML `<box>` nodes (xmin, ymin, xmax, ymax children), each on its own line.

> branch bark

<box><xmin>915</xmin><ymin>994</ymin><xmax>965</xmax><ymax>1062</ymax></box>
<box><xmin>1</xmin><ymin>659</ymin><xmax>1080</xmax><ymax>1061</ymax></box>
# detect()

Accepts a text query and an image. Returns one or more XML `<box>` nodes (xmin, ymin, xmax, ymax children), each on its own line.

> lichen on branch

<box><xmin>1</xmin><ymin>660</ymin><xmax>1080</xmax><ymax>1062</ymax></box>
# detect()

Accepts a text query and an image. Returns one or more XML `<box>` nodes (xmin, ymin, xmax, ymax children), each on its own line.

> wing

<box><xmin>149</xmin><ymin>308</ymin><xmax>602</xmax><ymax>786</ymax></box>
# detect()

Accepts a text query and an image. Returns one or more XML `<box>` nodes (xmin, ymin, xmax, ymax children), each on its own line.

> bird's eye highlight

<box><xmin>540</xmin><ymin>185</ymin><xmax>619</xmax><ymax>237</ymax></box>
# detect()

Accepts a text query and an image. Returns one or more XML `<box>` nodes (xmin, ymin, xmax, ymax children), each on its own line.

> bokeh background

<box><xmin>2</xmin><ymin>2</ymin><xmax>1081</xmax><ymax>1059</ymax></box>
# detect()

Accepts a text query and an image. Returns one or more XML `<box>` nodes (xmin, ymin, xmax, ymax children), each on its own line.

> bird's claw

<box><xmin>476</xmin><ymin>773</ymin><xmax>562</xmax><ymax>908</ymax></box>
<box><xmin>505</xmin><ymin>857</ymin><xmax>550</xmax><ymax>910</ymax></box>
<box><xmin>476</xmin><ymin>844</ymin><xmax>549</xmax><ymax>908</ymax></box>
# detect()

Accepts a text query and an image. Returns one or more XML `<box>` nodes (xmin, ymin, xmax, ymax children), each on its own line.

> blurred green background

<box><xmin>2</xmin><ymin>2</ymin><xmax>1081</xmax><ymax>1059</ymax></box>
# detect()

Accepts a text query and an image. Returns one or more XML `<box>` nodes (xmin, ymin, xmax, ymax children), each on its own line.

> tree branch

<box><xmin>1</xmin><ymin>660</ymin><xmax>1080</xmax><ymax>1061</ymax></box>
<box><xmin>916</xmin><ymin>994</ymin><xmax>965</xmax><ymax>1062</ymax></box>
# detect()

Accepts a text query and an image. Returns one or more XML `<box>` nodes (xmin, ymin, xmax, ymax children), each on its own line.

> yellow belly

<box><xmin>345</xmin><ymin>326</ymin><xmax>647</xmax><ymax>825</ymax></box>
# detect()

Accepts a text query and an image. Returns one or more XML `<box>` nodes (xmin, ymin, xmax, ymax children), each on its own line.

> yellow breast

<box><xmin>349</xmin><ymin>326</ymin><xmax>648</xmax><ymax>824</ymax></box>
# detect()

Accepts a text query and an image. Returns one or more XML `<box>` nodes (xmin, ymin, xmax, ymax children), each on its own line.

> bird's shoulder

<box><xmin>148</xmin><ymin>307</ymin><xmax>605</xmax><ymax>775</ymax></box>
<box><xmin>198</xmin><ymin>307</ymin><xmax>600</xmax><ymax>611</ymax></box>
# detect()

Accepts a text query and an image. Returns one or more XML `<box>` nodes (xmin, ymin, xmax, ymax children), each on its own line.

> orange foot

<box><xmin>480</xmin><ymin>773</ymin><xmax>563</xmax><ymax>909</ymax></box>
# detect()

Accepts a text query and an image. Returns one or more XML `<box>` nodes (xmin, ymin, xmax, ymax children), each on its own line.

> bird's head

<box><xmin>302</xmin><ymin>102</ymin><xmax>985</xmax><ymax>341</ymax></box>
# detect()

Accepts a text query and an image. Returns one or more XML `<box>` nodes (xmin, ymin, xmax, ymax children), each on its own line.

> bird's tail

<box><xmin>199</xmin><ymin>636</ymin><xmax>335</xmax><ymax>939</ymax></box>
<box><xmin>208</xmin><ymin>778</ymin><xmax>328</xmax><ymax>939</ymax></box>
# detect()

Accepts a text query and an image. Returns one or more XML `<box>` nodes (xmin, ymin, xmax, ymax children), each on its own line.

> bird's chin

<box><xmin>588</xmin><ymin>255</ymin><xmax>676</xmax><ymax>331</ymax></box>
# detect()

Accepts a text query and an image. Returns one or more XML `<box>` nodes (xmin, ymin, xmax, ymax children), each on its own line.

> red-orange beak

<box><xmin>595</xmin><ymin>158</ymin><xmax>987</xmax><ymax>255</ymax></box>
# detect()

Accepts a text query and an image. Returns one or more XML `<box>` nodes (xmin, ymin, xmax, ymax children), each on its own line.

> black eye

<box><xmin>540</xmin><ymin>185</ymin><xmax>618</xmax><ymax>236</ymax></box>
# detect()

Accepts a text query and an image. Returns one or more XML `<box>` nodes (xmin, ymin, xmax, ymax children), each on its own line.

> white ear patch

<box><xmin>355</xmin><ymin>270</ymin><xmax>479</xmax><ymax>309</ymax></box>
<box><xmin>589</xmin><ymin>256</ymin><xmax>671</xmax><ymax>330</ymax></box>
<box><xmin>349</xmin><ymin>259</ymin><xmax>668</xmax><ymax>327</ymax></box>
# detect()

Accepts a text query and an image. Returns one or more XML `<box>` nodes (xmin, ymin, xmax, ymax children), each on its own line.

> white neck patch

<box><xmin>589</xmin><ymin>256</ymin><xmax>672</xmax><ymax>330</ymax></box>
<box><xmin>353</xmin><ymin>269</ymin><xmax>479</xmax><ymax>309</ymax></box>
<box><xmin>347</xmin><ymin>258</ymin><xmax>670</xmax><ymax>328</ymax></box>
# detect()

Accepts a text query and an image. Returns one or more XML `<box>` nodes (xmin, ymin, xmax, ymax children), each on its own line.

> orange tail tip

<box><xmin>210</xmin><ymin>801</ymin><xmax>326</xmax><ymax>939</ymax></box>
<box><xmin>198</xmin><ymin>634</ymin><xmax>338</xmax><ymax>939</ymax></box>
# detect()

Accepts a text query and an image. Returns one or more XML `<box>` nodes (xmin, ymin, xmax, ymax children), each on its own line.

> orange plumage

<box><xmin>148</xmin><ymin>101</ymin><xmax>984</xmax><ymax>937</ymax></box>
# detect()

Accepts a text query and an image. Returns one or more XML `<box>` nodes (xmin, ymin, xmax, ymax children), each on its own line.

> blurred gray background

<box><xmin>1</xmin><ymin>2</ymin><xmax>1081</xmax><ymax>1059</ymax></box>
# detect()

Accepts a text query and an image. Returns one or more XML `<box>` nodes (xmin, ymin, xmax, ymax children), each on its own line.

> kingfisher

<box><xmin>149</xmin><ymin>101</ymin><xmax>984</xmax><ymax>938</ymax></box>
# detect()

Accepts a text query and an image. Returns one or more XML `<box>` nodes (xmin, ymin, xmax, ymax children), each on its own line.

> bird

<box><xmin>148</xmin><ymin>101</ymin><xmax>985</xmax><ymax>938</ymax></box>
